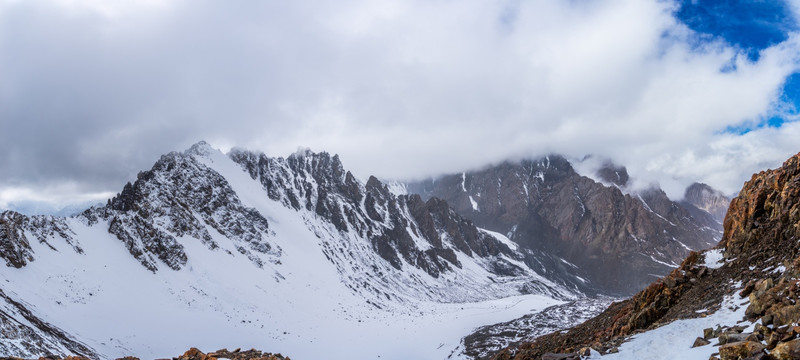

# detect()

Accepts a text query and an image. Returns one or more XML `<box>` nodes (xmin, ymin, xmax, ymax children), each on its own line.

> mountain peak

<box><xmin>683</xmin><ymin>182</ymin><xmax>730</xmax><ymax>223</ymax></box>
<box><xmin>183</xmin><ymin>140</ymin><xmax>218</xmax><ymax>158</ymax></box>
<box><xmin>596</xmin><ymin>160</ymin><xmax>629</xmax><ymax>187</ymax></box>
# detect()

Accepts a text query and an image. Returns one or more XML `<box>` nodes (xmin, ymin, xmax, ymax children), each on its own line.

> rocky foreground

<box><xmin>491</xmin><ymin>151</ymin><xmax>800</xmax><ymax>359</ymax></box>
<box><xmin>0</xmin><ymin>348</ymin><xmax>289</xmax><ymax>360</ymax></box>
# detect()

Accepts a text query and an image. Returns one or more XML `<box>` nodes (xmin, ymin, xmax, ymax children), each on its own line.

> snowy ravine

<box><xmin>0</xmin><ymin>142</ymin><xmax>581</xmax><ymax>359</ymax></box>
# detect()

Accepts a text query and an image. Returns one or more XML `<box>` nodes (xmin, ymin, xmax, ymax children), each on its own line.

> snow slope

<box><xmin>0</xmin><ymin>143</ymin><xmax>576</xmax><ymax>359</ymax></box>
<box><xmin>588</xmin><ymin>292</ymin><xmax>749</xmax><ymax>360</ymax></box>
<box><xmin>1</xmin><ymin>213</ymin><xmax>561</xmax><ymax>359</ymax></box>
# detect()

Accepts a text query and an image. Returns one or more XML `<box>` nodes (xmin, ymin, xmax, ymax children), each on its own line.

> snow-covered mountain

<box><xmin>406</xmin><ymin>156</ymin><xmax>723</xmax><ymax>295</ymax></box>
<box><xmin>0</xmin><ymin>142</ymin><xmax>582</xmax><ymax>359</ymax></box>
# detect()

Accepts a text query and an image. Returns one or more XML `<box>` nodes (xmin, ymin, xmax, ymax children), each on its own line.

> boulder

<box><xmin>705</xmin><ymin>326</ymin><xmax>722</xmax><ymax>340</ymax></box>
<box><xmin>692</xmin><ymin>337</ymin><xmax>711</xmax><ymax>347</ymax></box>
<box><xmin>718</xmin><ymin>341</ymin><xmax>766</xmax><ymax>360</ymax></box>
<box><xmin>771</xmin><ymin>339</ymin><xmax>800</xmax><ymax>360</ymax></box>
<box><xmin>772</xmin><ymin>305</ymin><xmax>800</xmax><ymax>327</ymax></box>
<box><xmin>719</xmin><ymin>332</ymin><xmax>756</xmax><ymax>345</ymax></box>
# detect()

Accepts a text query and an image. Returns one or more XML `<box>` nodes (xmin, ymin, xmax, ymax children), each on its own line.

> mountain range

<box><xmin>407</xmin><ymin>156</ymin><xmax>724</xmax><ymax>294</ymax></box>
<box><xmin>0</xmin><ymin>141</ymin><xmax>729</xmax><ymax>359</ymax></box>
<box><xmin>489</xmin><ymin>151</ymin><xmax>800</xmax><ymax>360</ymax></box>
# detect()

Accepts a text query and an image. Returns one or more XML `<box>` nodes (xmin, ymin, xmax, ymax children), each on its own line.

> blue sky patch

<box><xmin>675</xmin><ymin>0</ymin><xmax>797</xmax><ymax>60</ymax></box>
<box><xmin>679</xmin><ymin>0</ymin><xmax>800</xmax><ymax>133</ymax></box>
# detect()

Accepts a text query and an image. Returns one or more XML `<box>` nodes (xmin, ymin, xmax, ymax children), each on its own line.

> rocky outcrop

<box><xmin>0</xmin><ymin>211</ymin><xmax>80</xmax><ymax>268</ymax></box>
<box><xmin>84</xmin><ymin>142</ymin><xmax>278</xmax><ymax>271</ymax></box>
<box><xmin>0</xmin><ymin>211</ymin><xmax>35</xmax><ymax>268</ymax></box>
<box><xmin>176</xmin><ymin>347</ymin><xmax>289</xmax><ymax>360</ymax></box>
<box><xmin>490</xmin><ymin>151</ymin><xmax>800</xmax><ymax>359</ymax></box>
<box><xmin>408</xmin><ymin>155</ymin><xmax>722</xmax><ymax>295</ymax></box>
<box><xmin>228</xmin><ymin>147</ymin><xmax>561</xmax><ymax>296</ymax></box>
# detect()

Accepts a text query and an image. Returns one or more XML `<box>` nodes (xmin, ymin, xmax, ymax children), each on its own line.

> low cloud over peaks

<box><xmin>1</xmin><ymin>0</ymin><xmax>799</xmax><ymax>209</ymax></box>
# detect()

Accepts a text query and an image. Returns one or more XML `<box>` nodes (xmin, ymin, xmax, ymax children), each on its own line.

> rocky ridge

<box><xmin>81</xmin><ymin>142</ymin><xmax>280</xmax><ymax>271</ymax></box>
<box><xmin>0</xmin><ymin>142</ymin><xmax>586</xmax><ymax>359</ymax></box>
<box><xmin>408</xmin><ymin>156</ymin><xmax>723</xmax><ymax>295</ymax></box>
<box><xmin>0</xmin><ymin>142</ymin><xmax>736</xmax><ymax>359</ymax></box>
<box><xmin>1</xmin><ymin>142</ymin><xmax>571</xmax><ymax>304</ymax></box>
<box><xmin>227</xmin><ymin>146</ymin><xmax>572</xmax><ymax>301</ymax></box>
<box><xmin>489</xmin><ymin>151</ymin><xmax>800</xmax><ymax>360</ymax></box>
<box><xmin>0</xmin><ymin>211</ymin><xmax>81</xmax><ymax>269</ymax></box>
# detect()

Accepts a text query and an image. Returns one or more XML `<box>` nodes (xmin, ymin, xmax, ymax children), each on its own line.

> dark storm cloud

<box><xmin>1</xmin><ymin>0</ymin><xmax>799</xmax><ymax>210</ymax></box>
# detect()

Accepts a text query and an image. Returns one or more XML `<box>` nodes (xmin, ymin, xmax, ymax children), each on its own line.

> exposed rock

<box><xmin>771</xmin><ymin>339</ymin><xmax>800</xmax><ymax>360</ymax></box>
<box><xmin>490</xmin><ymin>152</ymin><xmax>800</xmax><ymax>359</ymax></box>
<box><xmin>91</xmin><ymin>145</ymin><xmax>278</xmax><ymax>271</ymax></box>
<box><xmin>704</xmin><ymin>326</ymin><xmax>722</xmax><ymax>340</ymax></box>
<box><xmin>718</xmin><ymin>341</ymin><xmax>765</xmax><ymax>360</ymax></box>
<box><xmin>718</xmin><ymin>332</ymin><xmax>758</xmax><ymax>345</ymax></box>
<box><xmin>0</xmin><ymin>211</ymin><xmax>80</xmax><ymax>268</ymax></box>
<box><xmin>408</xmin><ymin>155</ymin><xmax>722</xmax><ymax>295</ymax></box>
<box><xmin>200</xmin><ymin>347</ymin><xmax>288</xmax><ymax>360</ymax></box>
<box><xmin>693</xmin><ymin>337</ymin><xmax>711</xmax><ymax>347</ymax></box>
<box><xmin>229</xmin><ymin>147</ymin><xmax>575</xmax><ymax>300</ymax></box>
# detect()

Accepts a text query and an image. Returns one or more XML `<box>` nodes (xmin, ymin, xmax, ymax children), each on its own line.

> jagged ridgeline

<box><xmin>0</xmin><ymin>141</ymin><xmax>731</xmax><ymax>359</ymax></box>
<box><xmin>491</xmin><ymin>151</ymin><xmax>800</xmax><ymax>360</ymax></box>
<box><xmin>407</xmin><ymin>155</ymin><xmax>723</xmax><ymax>295</ymax></box>
<box><xmin>0</xmin><ymin>142</ymin><xmax>581</xmax><ymax>359</ymax></box>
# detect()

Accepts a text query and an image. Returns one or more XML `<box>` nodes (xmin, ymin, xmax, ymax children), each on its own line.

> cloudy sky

<box><xmin>1</xmin><ymin>0</ymin><xmax>799</xmax><ymax>213</ymax></box>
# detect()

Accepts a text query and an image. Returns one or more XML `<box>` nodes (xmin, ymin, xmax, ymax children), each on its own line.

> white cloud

<box><xmin>0</xmin><ymin>184</ymin><xmax>113</xmax><ymax>213</ymax></box>
<box><xmin>0</xmin><ymin>0</ymin><xmax>799</xmax><ymax>209</ymax></box>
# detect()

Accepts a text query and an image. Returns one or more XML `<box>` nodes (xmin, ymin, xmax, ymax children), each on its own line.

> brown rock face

<box><xmin>190</xmin><ymin>348</ymin><xmax>289</xmax><ymax>360</ymax></box>
<box><xmin>720</xmin><ymin>153</ymin><xmax>800</xmax><ymax>265</ymax></box>
<box><xmin>691</xmin><ymin>337</ymin><xmax>711</xmax><ymax>347</ymax></box>
<box><xmin>772</xmin><ymin>339</ymin><xmax>800</xmax><ymax>360</ymax></box>
<box><xmin>409</xmin><ymin>156</ymin><xmax>721</xmax><ymax>295</ymax></box>
<box><xmin>718</xmin><ymin>341</ymin><xmax>766</xmax><ymax>360</ymax></box>
<box><xmin>490</xmin><ymin>152</ymin><xmax>800</xmax><ymax>359</ymax></box>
